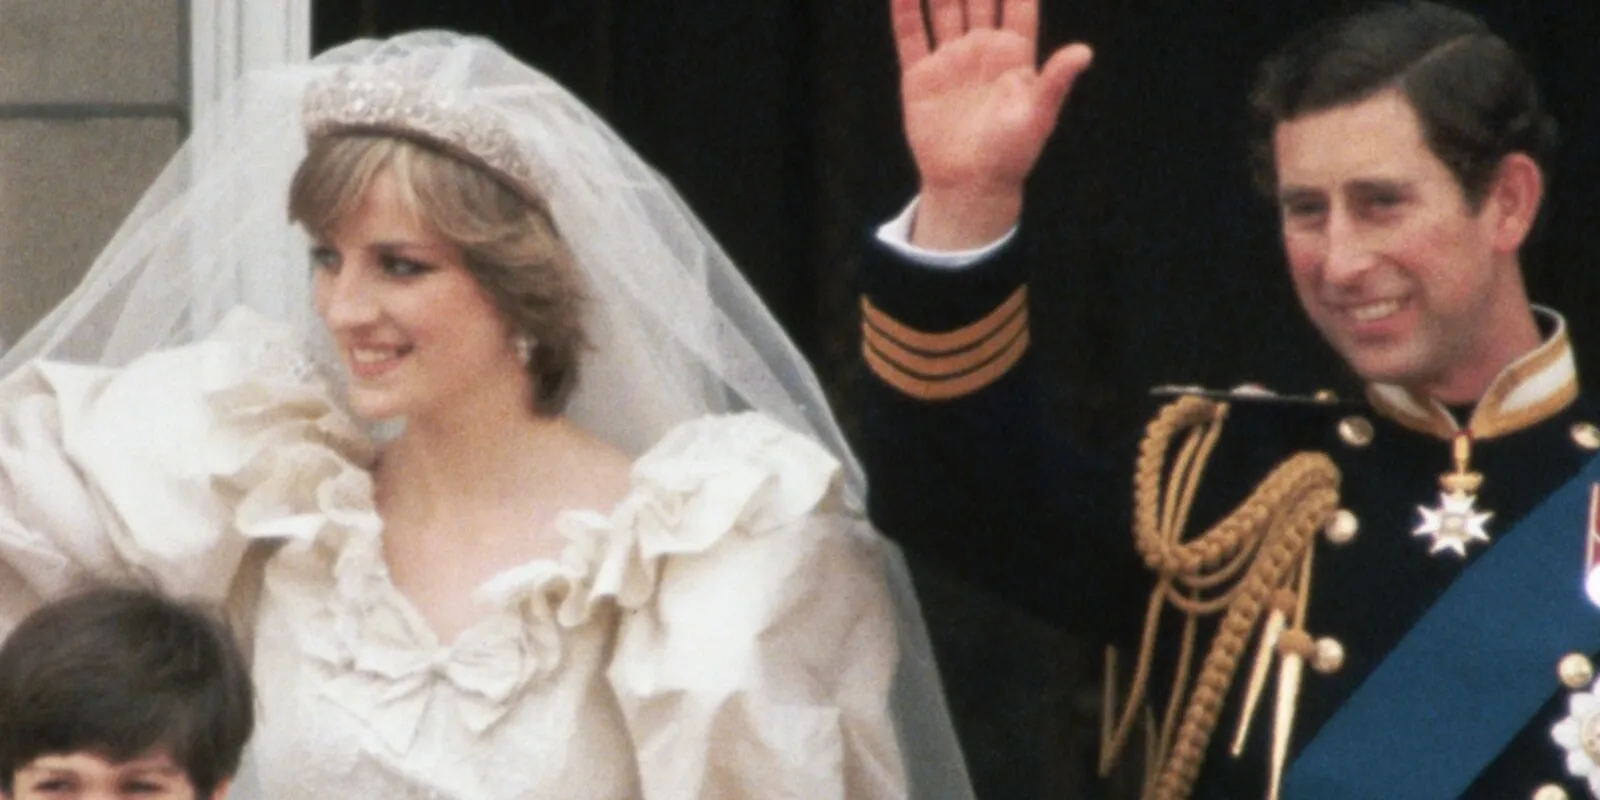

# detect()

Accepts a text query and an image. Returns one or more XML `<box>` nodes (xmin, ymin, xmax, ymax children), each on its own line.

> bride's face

<box><xmin>310</xmin><ymin>169</ymin><xmax>525</xmax><ymax>421</ymax></box>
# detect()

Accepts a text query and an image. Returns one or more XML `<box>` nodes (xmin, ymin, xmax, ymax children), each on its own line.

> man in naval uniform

<box><xmin>859</xmin><ymin>0</ymin><xmax>1600</xmax><ymax>797</ymax></box>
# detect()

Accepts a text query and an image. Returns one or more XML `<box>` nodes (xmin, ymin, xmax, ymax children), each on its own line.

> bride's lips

<box><xmin>346</xmin><ymin>344</ymin><xmax>412</xmax><ymax>379</ymax></box>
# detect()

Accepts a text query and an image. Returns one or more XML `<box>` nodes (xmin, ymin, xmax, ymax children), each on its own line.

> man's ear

<box><xmin>1483</xmin><ymin>152</ymin><xmax>1544</xmax><ymax>254</ymax></box>
<box><xmin>207</xmin><ymin>777</ymin><xmax>231</xmax><ymax>800</ymax></box>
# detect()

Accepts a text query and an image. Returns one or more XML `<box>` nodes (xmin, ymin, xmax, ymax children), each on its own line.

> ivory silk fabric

<box><xmin>0</xmin><ymin>310</ymin><xmax>905</xmax><ymax>799</ymax></box>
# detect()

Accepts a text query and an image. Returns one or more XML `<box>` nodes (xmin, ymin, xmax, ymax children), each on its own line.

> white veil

<box><xmin>0</xmin><ymin>32</ymin><xmax>973</xmax><ymax>798</ymax></box>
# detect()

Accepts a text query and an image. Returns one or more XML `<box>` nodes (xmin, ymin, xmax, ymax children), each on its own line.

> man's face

<box><xmin>1273</xmin><ymin>89</ymin><xmax>1514</xmax><ymax>399</ymax></box>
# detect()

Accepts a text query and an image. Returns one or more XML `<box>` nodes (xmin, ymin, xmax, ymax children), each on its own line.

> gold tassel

<box><xmin>1231</xmin><ymin>605</ymin><xmax>1284</xmax><ymax>756</ymax></box>
<box><xmin>1269</xmin><ymin>633</ymin><xmax>1307</xmax><ymax>800</ymax></box>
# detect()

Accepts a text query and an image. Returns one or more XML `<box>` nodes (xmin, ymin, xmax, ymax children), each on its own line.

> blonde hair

<box><xmin>288</xmin><ymin>133</ymin><xmax>587</xmax><ymax>413</ymax></box>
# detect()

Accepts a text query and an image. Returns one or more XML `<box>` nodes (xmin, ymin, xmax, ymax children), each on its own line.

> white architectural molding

<box><xmin>189</xmin><ymin>0</ymin><xmax>312</xmax><ymax>119</ymax></box>
<box><xmin>186</xmin><ymin>0</ymin><xmax>313</xmax><ymax>336</ymax></box>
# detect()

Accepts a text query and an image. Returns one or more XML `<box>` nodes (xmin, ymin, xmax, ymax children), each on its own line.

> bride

<box><xmin>0</xmin><ymin>33</ymin><xmax>972</xmax><ymax>799</ymax></box>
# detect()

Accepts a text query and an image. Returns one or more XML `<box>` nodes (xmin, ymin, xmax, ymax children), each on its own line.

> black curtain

<box><xmin>313</xmin><ymin>3</ymin><xmax>1600</xmax><ymax>797</ymax></box>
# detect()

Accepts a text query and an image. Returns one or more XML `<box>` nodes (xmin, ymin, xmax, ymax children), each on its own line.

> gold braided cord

<box><xmin>1152</xmin><ymin>609</ymin><xmax>1201</xmax><ymax>798</ymax></box>
<box><xmin>1099</xmin><ymin>396</ymin><xmax>1340</xmax><ymax>800</ymax></box>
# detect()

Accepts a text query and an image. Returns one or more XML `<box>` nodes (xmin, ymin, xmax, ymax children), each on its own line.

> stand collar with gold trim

<box><xmin>1366</xmin><ymin>306</ymin><xmax>1577</xmax><ymax>441</ymax></box>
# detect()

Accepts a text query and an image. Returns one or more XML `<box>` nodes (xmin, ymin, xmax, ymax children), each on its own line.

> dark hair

<box><xmin>1249</xmin><ymin>1</ymin><xmax>1558</xmax><ymax>207</ymax></box>
<box><xmin>0</xmin><ymin>586</ymin><xmax>255</xmax><ymax>794</ymax></box>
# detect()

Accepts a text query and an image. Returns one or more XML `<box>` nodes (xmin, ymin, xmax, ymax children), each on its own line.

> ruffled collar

<box><xmin>478</xmin><ymin>412</ymin><xmax>837</xmax><ymax>622</ymax></box>
<box><xmin>283</xmin><ymin>473</ymin><xmax>576</xmax><ymax>756</ymax></box>
<box><xmin>197</xmin><ymin>314</ymin><xmax>840</xmax><ymax>755</ymax></box>
<box><xmin>309</xmin><ymin>521</ymin><xmax>562</xmax><ymax>755</ymax></box>
<box><xmin>254</xmin><ymin>409</ymin><xmax>837</xmax><ymax>755</ymax></box>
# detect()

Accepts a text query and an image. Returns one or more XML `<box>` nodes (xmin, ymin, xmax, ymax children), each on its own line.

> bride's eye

<box><xmin>380</xmin><ymin>255</ymin><xmax>431</xmax><ymax>278</ymax></box>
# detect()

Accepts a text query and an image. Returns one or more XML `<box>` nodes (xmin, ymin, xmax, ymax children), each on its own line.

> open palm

<box><xmin>892</xmin><ymin>0</ymin><xmax>1092</xmax><ymax>243</ymax></box>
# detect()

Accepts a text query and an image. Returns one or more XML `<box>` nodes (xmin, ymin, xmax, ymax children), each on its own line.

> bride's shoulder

<box><xmin>639</xmin><ymin>412</ymin><xmax>839</xmax><ymax>471</ymax></box>
<box><xmin>624</xmin><ymin>412</ymin><xmax>845</xmax><ymax>530</ymax></box>
<box><xmin>525</xmin><ymin>412</ymin><xmax>858</xmax><ymax>627</ymax></box>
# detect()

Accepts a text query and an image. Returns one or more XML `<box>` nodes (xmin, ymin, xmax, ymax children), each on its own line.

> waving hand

<box><xmin>892</xmin><ymin>0</ymin><xmax>1092</xmax><ymax>249</ymax></box>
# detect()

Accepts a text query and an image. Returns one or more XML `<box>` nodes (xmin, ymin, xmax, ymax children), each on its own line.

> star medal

<box><xmin>1413</xmin><ymin>432</ymin><xmax>1493</xmax><ymax>557</ymax></box>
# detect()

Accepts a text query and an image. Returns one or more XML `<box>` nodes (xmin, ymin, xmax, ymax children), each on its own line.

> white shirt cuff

<box><xmin>874</xmin><ymin>197</ymin><xmax>1019</xmax><ymax>270</ymax></box>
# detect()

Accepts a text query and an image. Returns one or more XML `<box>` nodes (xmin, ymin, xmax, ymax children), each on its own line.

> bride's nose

<box><xmin>314</xmin><ymin>263</ymin><xmax>381</xmax><ymax>329</ymax></box>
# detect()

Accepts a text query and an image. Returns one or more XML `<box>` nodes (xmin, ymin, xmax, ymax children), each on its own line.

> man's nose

<box><xmin>1322</xmin><ymin>212</ymin><xmax>1373</xmax><ymax>285</ymax></box>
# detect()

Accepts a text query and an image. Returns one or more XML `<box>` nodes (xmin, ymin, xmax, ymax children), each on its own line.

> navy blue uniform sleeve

<box><xmin>856</xmin><ymin>231</ymin><xmax>1146</xmax><ymax>644</ymax></box>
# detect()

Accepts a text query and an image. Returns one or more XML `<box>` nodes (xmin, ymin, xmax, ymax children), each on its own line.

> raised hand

<box><xmin>892</xmin><ymin>0</ymin><xmax>1092</xmax><ymax>249</ymax></box>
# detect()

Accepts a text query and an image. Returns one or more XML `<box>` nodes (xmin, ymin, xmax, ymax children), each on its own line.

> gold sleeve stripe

<box><xmin>864</xmin><ymin>306</ymin><xmax>1027</xmax><ymax>379</ymax></box>
<box><xmin>864</xmin><ymin>326</ymin><xmax>1030</xmax><ymax>401</ymax></box>
<box><xmin>860</xmin><ymin>286</ymin><xmax>1028</xmax><ymax>355</ymax></box>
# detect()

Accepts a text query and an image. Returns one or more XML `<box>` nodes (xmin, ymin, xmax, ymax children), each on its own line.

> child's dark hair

<box><xmin>0</xmin><ymin>586</ymin><xmax>254</xmax><ymax>794</ymax></box>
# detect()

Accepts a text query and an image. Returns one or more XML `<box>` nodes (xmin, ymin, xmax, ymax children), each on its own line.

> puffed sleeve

<box><xmin>595</xmin><ymin>413</ymin><xmax>906</xmax><ymax>800</ymax></box>
<box><xmin>0</xmin><ymin>308</ymin><xmax>371</xmax><ymax>630</ymax></box>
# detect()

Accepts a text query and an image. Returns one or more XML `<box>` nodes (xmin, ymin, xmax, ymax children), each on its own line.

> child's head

<box><xmin>0</xmin><ymin>587</ymin><xmax>253</xmax><ymax>799</ymax></box>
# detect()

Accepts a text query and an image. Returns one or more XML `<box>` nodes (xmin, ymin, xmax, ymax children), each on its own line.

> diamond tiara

<box><xmin>301</xmin><ymin>68</ymin><xmax>542</xmax><ymax>201</ymax></box>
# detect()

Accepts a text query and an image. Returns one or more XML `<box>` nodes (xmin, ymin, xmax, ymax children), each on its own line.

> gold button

<box><xmin>1532</xmin><ymin>784</ymin><xmax>1569</xmax><ymax>800</ymax></box>
<box><xmin>1324</xmin><ymin>509</ymin><xmax>1359</xmax><ymax>545</ymax></box>
<box><xmin>1311</xmin><ymin>637</ymin><xmax>1345</xmax><ymax>674</ymax></box>
<box><xmin>1559</xmin><ymin>653</ymin><xmax>1595</xmax><ymax>690</ymax></box>
<box><xmin>1338</xmin><ymin>416</ymin><xmax>1374</xmax><ymax>447</ymax></box>
<box><xmin>1313</xmin><ymin>389</ymin><xmax>1339</xmax><ymax>403</ymax></box>
<box><xmin>1572</xmin><ymin>422</ymin><xmax>1600</xmax><ymax>450</ymax></box>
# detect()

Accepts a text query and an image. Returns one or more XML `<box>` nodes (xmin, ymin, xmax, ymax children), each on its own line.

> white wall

<box><xmin>0</xmin><ymin>0</ymin><xmax>309</xmax><ymax>345</ymax></box>
<box><xmin>0</xmin><ymin>0</ymin><xmax>186</xmax><ymax>344</ymax></box>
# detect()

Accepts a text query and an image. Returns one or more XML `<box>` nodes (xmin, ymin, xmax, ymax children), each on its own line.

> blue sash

<box><xmin>1281</xmin><ymin>453</ymin><xmax>1600</xmax><ymax>799</ymax></box>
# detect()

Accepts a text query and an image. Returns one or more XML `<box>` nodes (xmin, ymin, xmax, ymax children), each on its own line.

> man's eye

<box><xmin>1352</xmin><ymin>187</ymin><xmax>1407</xmax><ymax>214</ymax></box>
<box><xmin>1282</xmin><ymin>201</ymin><xmax>1325</xmax><ymax>219</ymax></box>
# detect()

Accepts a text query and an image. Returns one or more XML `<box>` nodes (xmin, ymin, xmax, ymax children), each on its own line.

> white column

<box><xmin>186</xmin><ymin>0</ymin><xmax>313</xmax><ymax>333</ymax></box>
<box><xmin>190</xmin><ymin>0</ymin><xmax>312</xmax><ymax>119</ymax></box>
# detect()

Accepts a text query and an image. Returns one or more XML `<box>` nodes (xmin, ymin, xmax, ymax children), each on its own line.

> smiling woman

<box><xmin>292</xmin><ymin>134</ymin><xmax>587</xmax><ymax>422</ymax></box>
<box><xmin>0</xmin><ymin>32</ymin><xmax>972</xmax><ymax>800</ymax></box>
<box><xmin>307</xmin><ymin>170</ymin><xmax>521</xmax><ymax>418</ymax></box>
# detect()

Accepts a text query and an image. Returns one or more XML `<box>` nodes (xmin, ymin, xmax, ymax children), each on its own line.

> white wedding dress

<box><xmin>0</xmin><ymin>310</ymin><xmax>905</xmax><ymax>799</ymax></box>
